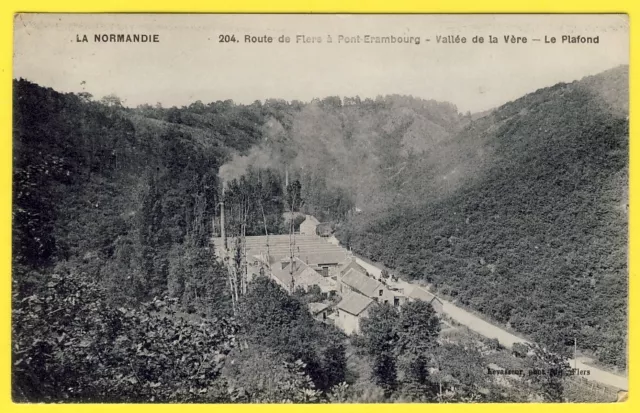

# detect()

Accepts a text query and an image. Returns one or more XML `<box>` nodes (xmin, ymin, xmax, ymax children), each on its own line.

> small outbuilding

<box><xmin>316</xmin><ymin>222</ymin><xmax>333</xmax><ymax>237</ymax></box>
<box><xmin>404</xmin><ymin>284</ymin><xmax>444</xmax><ymax>313</ymax></box>
<box><xmin>308</xmin><ymin>302</ymin><xmax>332</xmax><ymax>322</ymax></box>
<box><xmin>299</xmin><ymin>215</ymin><xmax>321</xmax><ymax>235</ymax></box>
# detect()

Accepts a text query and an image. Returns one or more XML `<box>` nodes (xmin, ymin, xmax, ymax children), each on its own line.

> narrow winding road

<box><xmin>350</xmin><ymin>255</ymin><xmax>628</xmax><ymax>391</ymax></box>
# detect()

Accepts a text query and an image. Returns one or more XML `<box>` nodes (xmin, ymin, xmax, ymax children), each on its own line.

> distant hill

<box><xmin>337</xmin><ymin>65</ymin><xmax>629</xmax><ymax>368</ymax></box>
<box><xmin>12</xmin><ymin>67</ymin><xmax>628</xmax><ymax>402</ymax></box>
<box><xmin>214</xmin><ymin>94</ymin><xmax>468</xmax><ymax>219</ymax></box>
<box><xmin>12</xmin><ymin>78</ymin><xmax>470</xmax><ymax>290</ymax></box>
<box><xmin>11</xmin><ymin>80</ymin><xmax>480</xmax><ymax>402</ymax></box>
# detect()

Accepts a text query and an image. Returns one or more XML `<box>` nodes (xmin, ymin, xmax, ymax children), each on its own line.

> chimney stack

<box><xmin>220</xmin><ymin>187</ymin><xmax>227</xmax><ymax>251</ymax></box>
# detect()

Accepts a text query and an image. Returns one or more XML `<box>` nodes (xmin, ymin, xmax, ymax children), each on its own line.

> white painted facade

<box><xmin>335</xmin><ymin>306</ymin><xmax>370</xmax><ymax>335</ymax></box>
<box><xmin>299</xmin><ymin>215</ymin><xmax>320</xmax><ymax>235</ymax></box>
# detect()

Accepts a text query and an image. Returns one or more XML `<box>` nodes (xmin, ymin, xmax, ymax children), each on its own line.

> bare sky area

<box><xmin>13</xmin><ymin>14</ymin><xmax>628</xmax><ymax>113</ymax></box>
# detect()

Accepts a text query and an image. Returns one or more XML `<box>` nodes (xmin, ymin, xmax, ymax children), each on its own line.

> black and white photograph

<box><xmin>11</xmin><ymin>14</ymin><xmax>629</xmax><ymax>403</ymax></box>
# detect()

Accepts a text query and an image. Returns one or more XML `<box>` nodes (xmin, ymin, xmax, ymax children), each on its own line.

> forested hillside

<box><xmin>217</xmin><ymin>95</ymin><xmax>467</xmax><ymax>219</ymax></box>
<box><xmin>13</xmin><ymin>78</ymin><xmax>469</xmax><ymax>266</ymax></box>
<box><xmin>12</xmin><ymin>79</ymin><xmax>482</xmax><ymax>402</ymax></box>
<box><xmin>337</xmin><ymin>66</ymin><xmax>629</xmax><ymax>368</ymax></box>
<box><xmin>12</xmin><ymin>65</ymin><xmax>627</xmax><ymax>401</ymax></box>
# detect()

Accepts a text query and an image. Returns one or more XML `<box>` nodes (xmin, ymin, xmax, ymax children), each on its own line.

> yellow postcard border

<box><xmin>0</xmin><ymin>1</ymin><xmax>636</xmax><ymax>412</ymax></box>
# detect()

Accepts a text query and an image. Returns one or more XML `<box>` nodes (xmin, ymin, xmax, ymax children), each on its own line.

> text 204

<box><xmin>219</xmin><ymin>34</ymin><xmax>237</xmax><ymax>43</ymax></box>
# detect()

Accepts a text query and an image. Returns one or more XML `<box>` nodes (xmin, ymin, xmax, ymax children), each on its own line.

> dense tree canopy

<box><xmin>338</xmin><ymin>67</ymin><xmax>628</xmax><ymax>369</ymax></box>
<box><xmin>12</xmin><ymin>66</ymin><xmax>627</xmax><ymax>402</ymax></box>
<box><xmin>238</xmin><ymin>276</ymin><xmax>347</xmax><ymax>393</ymax></box>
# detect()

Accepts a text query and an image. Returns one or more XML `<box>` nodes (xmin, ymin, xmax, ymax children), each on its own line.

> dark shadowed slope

<box><xmin>338</xmin><ymin>65</ymin><xmax>628</xmax><ymax>368</ymax></box>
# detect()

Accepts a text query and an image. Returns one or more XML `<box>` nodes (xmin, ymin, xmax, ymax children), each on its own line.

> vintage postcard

<box><xmin>11</xmin><ymin>14</ymin><xmax>628</xmax><ymax>403</ymax></box>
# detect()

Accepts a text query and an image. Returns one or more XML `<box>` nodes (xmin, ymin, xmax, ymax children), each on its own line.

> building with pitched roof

<box><xmin>316</xmin><ymin>222</ymin><xmax>333</xmax><ymax>237</ymax></box>
<box><xmin>340</xmin><ymin>268</ymin><xmax>384</xmax><ymax>296</ymax></box>
<box><xmin>299</xmin><ymin>215</ymin><xmax>321</xmax><ymax>235</ymax></box>
<box><xmin>268</xmin><ymin>257</ymin><xmax>308</xmax><ymax>293</ymax></box>
<box><xmin>295</xmin><ymin>265</ymin><xmax>338</xmax><ymax>298</ymax></box>
<box><xmin>335</xmin><ymin>292</ymin><xmax>374</xmax><ymax>335</ymax></box>
<box><xmin>268</xmin><ymin>257</ymin><xmax>338</xmax><ymax>296</ymax></box>
<box><xmin>308</xmin><ymin>302</ymin><xmax>332</xmax><ymax>323</ymax></box>
<box><xmin>388</xmin><ymin>289</ymin><xmax>408</xmax><ymax>308</ymax></box>
<box><xmin>340</xmin><ymin>267</ymin><xmax>407</xmax><ymax>307</ymax></box>
<box><xmin>404</xmin><ymin>284</ymin><xmax>444</xmax><ymax>313</ymax></box>
<box><xmin>214</xmin><ymin>233</ymin><xmax>351</xmax><ymax>278</ymax></box>
<box><xmin>298</xmin><ymin>251</ymin><xmax>349</xmax><ymax>277</ymax></box>
<box><xmin>337</xmin><ymin>258</ymin><xmax>369</xmax><ymax>278</ymax></box>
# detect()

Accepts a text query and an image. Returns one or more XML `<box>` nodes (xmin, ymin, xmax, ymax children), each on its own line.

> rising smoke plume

<box><xmin>218</xmin><ymin>116</ymin><xmax>289</xmax><ymax>187</ymax></box>
<box><xmin>217</xmin><ymin>97</ymin><xmax>471</xmax><ymax>212</ymax></box>
<box><xmin>218</xmin><ymin>144</ymin><xmax>282</xmax><ymax>186</ymax></box>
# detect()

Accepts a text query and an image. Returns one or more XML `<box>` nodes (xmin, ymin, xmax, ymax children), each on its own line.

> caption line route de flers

<box><xmin>238</xmin><ymin>34</ymin><xmax>601</xmax><ymax>44</ymax></box>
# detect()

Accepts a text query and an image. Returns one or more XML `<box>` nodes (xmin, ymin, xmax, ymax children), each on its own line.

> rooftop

<box><xmin>308</xmin><ymin>302</ymin><xmax>331</xmax><ymax>315</ymax></box>
<box><xmin>269</xmin><ymin>258</ymin><xmax>308</xmax><ymax>288</ymax></box>
<box><xmin>302</xmin><ymin>215</ymin><xmax>321</xmax><ymax>225</ymax></box>
<box><xmin>319</xmin><ymin>284</ymin><xmax>336</xmax><ymax>292</ymax></box>
<box><xmin>296</xmin><ymin>266</ymin><xmax>335</xmax><ymax>289</ymax></box>
<box><xmin>337</xmin><ymin>292</ymin><xmax>374</xmax><ymax>316</ymax></box>
<box><xmin>338</xmin><ymin>259</ymin><xmax>368</xmax><ymax>277</ymax></box>
<box><xmin>341</xmin><ymin>268</ymin><xmax>382</xmax><ymax>297</ymax></box>
<box><xmin>405</xmin><ymin>284</ymin><xmax>439</xmax><ymax>303</ymax></box>
<box><xmin>212</xmin><ymin>234</ymin><xmax>350</xmax><ymax>264</ymax></box>
<box><xmin>298</xmin><ymin>251</ymin><xmax>348</xmax><ymax>266</ymax></box>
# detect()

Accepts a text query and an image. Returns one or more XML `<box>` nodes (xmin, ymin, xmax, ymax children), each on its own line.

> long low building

<box><xmin>212</xmin><ymin>233</ymin><xmax>352</xmax><ymax>280</ymax></box>
<box><xmin>213</xmin><ymin>234</ymin><xmax>350</xmax><ymax>259</ymax></box>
